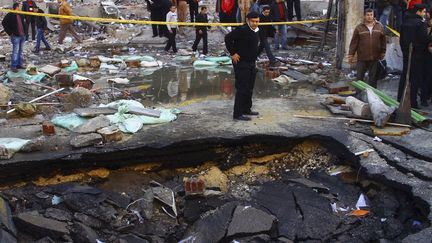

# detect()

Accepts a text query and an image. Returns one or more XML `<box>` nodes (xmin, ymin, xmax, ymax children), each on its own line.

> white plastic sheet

<box><xmin>100</xmin><ymin>100</ymin><xmax>180</xmax><ymax>133</ymax></box>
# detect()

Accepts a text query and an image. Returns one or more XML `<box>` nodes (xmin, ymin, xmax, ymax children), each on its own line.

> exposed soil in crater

<box><xmin>0</xmin><ymin>140</ymin><xmax>429</xmax><ymax>243</ymax></box>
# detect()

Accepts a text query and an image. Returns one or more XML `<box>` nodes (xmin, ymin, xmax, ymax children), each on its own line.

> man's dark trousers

<box><xmin>287</xmin><ymin>0</ymin><xmax>301</xmax><ymax>21</ymax></box>
<box><xmin>426</xmin><ymin>52</ymin><xmax>432</xmax><ymax>100</ymax></box>
<box><xmin>233</xmin><ymin>61</ymin><xmax>256</xmax><ymax>118</ymax></box>
<box><xmin>356</xmin><ymin>60</ymin><xmax>378</xmax><ymax>88</ymax></box>
<box><xmin>189</xmin><ymin>1</ymin><xmax>199</xmax><ymax>22</ymax></box>
<box><xmin>25</xmin><ymin>17</ymin><xmax>36</xmax><ymax>40</ymax></box>
<box><xmin>398</xmin><ymin>49</ymin><xmax>428</xmax><ymax>107</ymax></box>
<box><xmin>192</xmin><ymin>29</ymin><xmax>208</xmax><ymax>54</ymax></box>
<box><xmin>165</xmin><ymin>28</ymin><xmax>177</xmax><ymax>52</ymax></box>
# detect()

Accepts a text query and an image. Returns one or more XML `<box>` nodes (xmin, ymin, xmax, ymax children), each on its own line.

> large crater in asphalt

<box><xmin>0</xmin><ymin>136</ymin><xmax>430</xmax><ymax>242</ymax></box>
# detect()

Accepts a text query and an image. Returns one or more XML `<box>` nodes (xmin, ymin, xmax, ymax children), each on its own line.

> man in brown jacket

<box><xmin>348</xmin><ymin>8</ymin><xmax>386</xmax><ymax>88</ymax></box>
<box><xmin>58</xmin><ymin>0</ymin><xmax>82</xmax><ymax>44</ymax></box>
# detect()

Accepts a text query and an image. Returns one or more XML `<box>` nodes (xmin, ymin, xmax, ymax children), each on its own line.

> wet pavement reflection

<box><xmin>120</xmin><ymin>66</ymin><xmax>310</xmax><ymax>105</ymax></box>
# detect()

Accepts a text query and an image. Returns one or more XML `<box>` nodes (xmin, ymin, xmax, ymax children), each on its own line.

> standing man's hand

<box><xmin>347</xmin><ymin>54</ymin><xmax>354</xmax><ymax>63</ymax></box>
<box><xmin>231</xmin><ymin>53</ymin><xmax>240</xmax><ymax>64</ymax></box>
<box><xmin>379</xmin><ymin>53</ymin><xmax>385</xmax><ymax>60</ymax></box>
<box><xmin>198</xmin><ymin>30</ymin><xmax>203</xmax><ymax>35</ymax></box>
<box><xmin>169</xmin><ymin>29</ymin><xmax>173</xmax><ymax>33</ymax></box>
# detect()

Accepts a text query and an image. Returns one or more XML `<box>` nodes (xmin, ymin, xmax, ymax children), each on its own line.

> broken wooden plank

<box><xmin>73</xmin><ymin>107</ymin><xmax>117</xmax><ymax>117</ymax></box>
<box><xmin>282</xmin><ymin>69</ymin><xmax>308</xmax><ymax>82</ymax></box>
<box><xmin>293</xmin><ymin>115</ymin><xmax>411</xmax><ymax>128</ymax></box>
<box><xmin>127</xmin><ymin>106</ymin><xmax>161</xmax><ymax>118</ymax></box>
<box><xmin>327</xmin><ymin>81</ymin><xmax>350</xmax><ymax>94</ymax></box>
<box><xmin>371</xmin><ymin>126</ymin><xmax>411</xmax><ymax>136</ymax></box>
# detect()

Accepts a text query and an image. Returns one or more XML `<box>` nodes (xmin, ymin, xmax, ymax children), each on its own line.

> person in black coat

<box><xmin>2</xmin><ymin>2</ymin><xmax>26</xmax><ymax>72</ymax></box>
<box><xmin>192</xmin><ymin>6</ymin><xmax>210</xmax><ymax>55</ymax></box>
<box><xmin>216</xmin><ymin>0</ymin><xmax>238</xmax><ymax>25</ymax></box>
<box><xmin>33</xmin><ymin>6</ymin><xmax>51</xmax><ymax>53</ymax></box>
<box><xmin>159</xmin><ymin>0</ymin><xmax>172</xmax><ymax>37</ymax></box>
<box><xmin>286</xmin><ymin>0</ymin><xmax>301</xmax><ymax>21</ymax></box>
<box><xmin>225</xmin><ymin>12</ymin><xmax>264</xmax><ymax>121</ymax></box>
<box><xmin>145</xmin><ymin>0</ymin><xmax>165</xmax><ymax>37</ymax></box>
<box><xmin>188</xmin><ymin>0</ymin><xmax>199</xmax><ymax>22</ymax></box>
<box><xmin>22</xmin><ymin>0</ymin><xmax>37</xmax><ymax>41</ymax></box>
<box><xmin>398</xmin><ymin>4</ymin><xmax>432</xmax><ymax>108</ymax></box>
<box><xmin>258</xmin><ymin>5</ymin><xmax>277</xmax><ymax>65</ymax></box>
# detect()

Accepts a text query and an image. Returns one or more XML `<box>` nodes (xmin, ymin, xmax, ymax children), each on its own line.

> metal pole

<box><xmin>395</xmin><ymin>44</ymin><xmax>413</xmax><ymax>124</ymax></box>
<box><xmin>6</xmin><ymin>88</ymin><xmax>65</xmax><ymax>114</ymax></box>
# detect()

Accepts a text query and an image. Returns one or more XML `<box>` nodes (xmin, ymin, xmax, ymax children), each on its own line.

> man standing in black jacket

<box><xmin>225</xmin><ymin>12</ymin><xmax>264</xmax><ymax>121</ymax></box>
<box><xmin>2</xmin><ymin>3</ymin><xmax>26</xmax><ymax>72</ymax></box>
<box><xmin>192</xmin><ymin>6</ymin><xmax>210</xmax><ymax>56</ymax></box>
<box><xmin>399</xmin><ymin>4</ymin><xmax>432</xmax><ymax>108</ymax></box>
<box><xmin>33</xmin><ymin>6</ymin><xmax>51</xmax><ymax>53</ymax></box>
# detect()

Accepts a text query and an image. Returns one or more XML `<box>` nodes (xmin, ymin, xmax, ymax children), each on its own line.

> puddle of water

<box><xmin>123</xmin><ymin>66</ymin><xmax>288</xmax><ymax>105</ymax></box>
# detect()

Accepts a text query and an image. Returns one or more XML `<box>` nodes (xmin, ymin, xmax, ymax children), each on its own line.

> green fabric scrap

<box><xmin>6</xmin><ymin>70</ymin><xmax>46</xmax><ymax>82</ymax></box>
<box><xmin>51</xmin><ymin>113</ymin><xmax>88</xmax><ymax>131</ymax></box>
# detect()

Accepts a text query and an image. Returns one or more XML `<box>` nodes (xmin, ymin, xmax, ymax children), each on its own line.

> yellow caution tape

<box><xmin>386</xmin><ymin>26</ymin><xmax>400</xmax><ymax>37</ymax></box>
<box><xmin>0</xmin><ymin>9</ymin><xmax>336</xmax><ymax>27</ymax></box>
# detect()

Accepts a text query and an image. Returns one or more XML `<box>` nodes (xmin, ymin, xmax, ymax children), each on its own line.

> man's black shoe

<box><xmin>233</xmin><ymin>115</ymin><xmax>251</xmax><ymax>121</ymax></box>
<box><xmin>244</xmin><ymin>111</ymin><xmax>259</xmax><ymax>116</ymax></box>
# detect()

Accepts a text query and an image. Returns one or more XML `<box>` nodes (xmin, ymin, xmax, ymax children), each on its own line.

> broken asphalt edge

<box><xmin>0</xmin><ymin>99</ymin><xmax>431</xmax><ymax>242</ymax></box>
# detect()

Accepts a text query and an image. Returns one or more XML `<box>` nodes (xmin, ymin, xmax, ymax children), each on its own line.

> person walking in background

<box><xmin>188</xmin><ymin>0</ymin><xmax>199</xmax><ymax>22</ymax></box>
<box><xmin>2</xmin><ymin>2</ymin><xmax>26</xmax><ymax>72</ymax></box>
<box><xmin>22</xmin><ymin>0</ymin><xmax>37</xmax><ymax>41</ymax></box>
<box><xmin>407</xmin><ymin>0</ymin><xmax>423</xmax><ymax>10</ymax></box>
<box><xmin>160</xmin><ymin>0</ymin><xmax>172</xmax><ymax>37</ymax></box>
<box><xmin>32</xmin><ymin>6</ymin><xmax>51</xmax><ymax>53</ymax></box>
<box><xmin>145</xmin><ymin>0</ymin><xmax>163</xmax><ymax>37</ymax></box>
<box><xmin>286</xmin><ymin>0</ymin><xmax>301</xmax><ymax>21</ymax></box>
<box><xmin>176</xmin><ymin>0</ymin><xmax>188</xmax><ymax>23</ymax></box>
<box><xmin>348</xmin><ymin>8</ymin><xmax>386</xmax><ymax>88</ymax></box>
<box><xmin>165</xmin><ymin>5</ymin><xmax>178</xmax><ymax>53</ymax></box>
<box><xmin>225</xmin><ymin>12</ymin><xmax>264</xmax><ymax>121</ymax></box>
<box><xmin>249</xmin><ymin>0</ymin><xmax>260</xmax><ymax>14</ymax></box>
<box><xmin>399</xmin><ymin>4</ymin><xmax>432</xmax><ymax>107</ymax></box>
<box><xmin>377</xmin><ymin>0</ymin><xmax>392</xmax><ymax>31</ymax></box>
<box><xmin>216</xmin><ymin>0</ymin><xmax>238</xmax><ymax>25</ymax></box>
<box><xmin>258</xmin><ymin>5</ymin><xmax>278</xmax><ymax>66</ymax></box>
<box><xmin>271</xmin><ymin>0</ymin><xmax>288</xmax><ymax>50</ymax></box>
<box><xmin>192</xmin><ymin>6</ymin><xmax>210</xmax><ymax>56</ymax></box>
<box><xmin>58</xmin><ymin>0</ymin><xmax>82</xmax><ymax>44</ymax></box>
<box><xmin>391</xmin><ymin>0</ymin><xmax>404</xmax><ymax>31</ymax></box>
<box><xmin>238</xmin><ymin>0</ymin><xmax>253</xmax><ymax>23</ymax></box>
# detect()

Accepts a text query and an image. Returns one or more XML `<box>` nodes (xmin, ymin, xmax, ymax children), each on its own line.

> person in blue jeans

<box><xmin>377</xmin><ymin>0</ymin><xmax>391</xmax><ymax>32</ymax></box>
<box><xmin>32</xmin><ymin>6</ymin><xmax>51</xmax><ymax>53</ymax></box>
<box><xmin>2</xmin><ymin>2</ymin><xmax>26</xmax><ymax>72</ymax></box>
<box><xmin>271</xmin><ymin>0</ymin><xmax>288</xmax><ymax>50</ymax></box>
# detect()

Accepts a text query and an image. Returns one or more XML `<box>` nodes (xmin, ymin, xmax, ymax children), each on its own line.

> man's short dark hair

<box><xmin>201</xmin><ymin>6</ymin><xmax>207</xmax><ymax>11</ymax></box>
<box><xmin>364</xmin><ymin>8</ymin><xmax>374</xmax><ymax>15</ymax></box>
<box><xmin>12</xmin><ymin>3</ymin><xmax>19</xmax><ymax>9</ymax></box>
<box><xmin>262</xmin><ymin>5</ymin><xmax>271</xmax><ymax>12</ymax></box>
<box><xmin>246</xmin><ymin>11</ymin><xmax>260</xmax><ymax>19</ymax></box>
<box><xmin>413</xmin><ymin>4</ymin><xmax>427</xmax><ymax>12</ymax></box>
